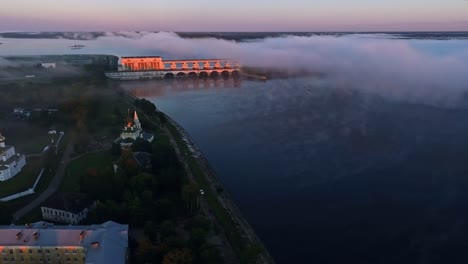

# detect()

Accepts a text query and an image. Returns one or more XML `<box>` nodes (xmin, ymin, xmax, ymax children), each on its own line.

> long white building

<box><xmin>41</xmin><ymin>193</ymin><xmax>95</xmax><ymax>225</ymax></box>
<box><xmin>0</xmin><ymin>132</ymin><xmax>26</xmax><ymax>181</ymax></box>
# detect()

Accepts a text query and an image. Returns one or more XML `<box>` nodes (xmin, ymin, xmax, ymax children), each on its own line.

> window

<box><xmin>65</xmin><ymin>249</ymin><xmax>68</xmax><ymax>254</ymax></box>
<box><xmin>10</xmin><ymin>257</ymin><xmax>15</xmax><ymax>261</ymax></box>
<box><xmin>1</xmin><ymin>249</ymin><xmax>4</xmax><ymax>254</ymax></box>
<box><xmin>67</xmin><ymin>257</ymin><xmax>71</xmax><ymax>261</ymax></box>
<box><xmin>72</xmin><ymin>250</ymin><xmax>76</xmax><ymax>254</ymax></box>
<box><xmin>28</xmin><ymin>249</ymin><xmax>32</xmax><ymax>254</ymax></box>
<box><xmin>38</xmin><ymin>250</ymin><xmax>42</xmax><ymax>254</ymax></box>
<box><xmin>74</xmin><ymin>257</ymin><xmax>78</xmax><ymax>261</ymax></box>
<box><xmin>45</xmin><ymin>250</ymin><xmax>50</xmax><ymax>254</ymax></box>
<box><xmin>20</xmin><ymin>257</ymin><xmax>24</xmax><ymax>261</ymax></box>
<box><xmin>9</xmin><ymin>250</ymin><xmax>13</xmax><ymax>254</ymax></box>
<box><xmin>3</xmin><ymin>257</ymin><xmax>7</xmax><ymax>261</ymax></box>
<box><xmin>18</xmin><ymin>249</ymin><xmax>23</xmax><ymax>253</ymax></box>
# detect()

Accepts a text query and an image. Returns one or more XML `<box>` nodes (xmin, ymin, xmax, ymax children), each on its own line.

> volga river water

<box><xmin>2</xmin><ymin>32</ymin><xmax>468</xmax><ymax>263</ymax></box>
<box><xmin>121</xmin><ymin>76</ymin><xmax>468</xmax><ymax>264</ymax></box>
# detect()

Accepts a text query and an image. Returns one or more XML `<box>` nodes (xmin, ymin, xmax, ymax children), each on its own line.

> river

<box><xmin>120</xmin><ymin>75</ymin><xmax>468</xmax><ymax>264</ymax></box>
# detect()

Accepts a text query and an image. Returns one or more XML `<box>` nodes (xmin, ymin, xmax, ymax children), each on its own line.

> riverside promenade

<box><xmin>122</xmin><ymin>87</ymin><xmax>275</xmax><ymax>263</ymax></box>
<box><xmin>164</xmin><ymin>114</ymin><xmax>276</xmax><ymax>264</ymax></box>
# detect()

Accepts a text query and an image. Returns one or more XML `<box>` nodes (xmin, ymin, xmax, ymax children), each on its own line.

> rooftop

<box><xmin>43</xmin><ymin>192</ymin><xmax>94</xmax><ymax>214</ymax></box>
<box><xmin>121</xmin><ymin>56</ymin><xmax>161</xmax><ymax>59</ymax></box>
<box><xmin>0</xmin><ymin>152</ymin><xmax>23</xmax><ymax>166</ymax></box>
<box><xmin>0</xmin><ymin>221</ymin><xmax>128</xmax><ymax>264</ymax></box>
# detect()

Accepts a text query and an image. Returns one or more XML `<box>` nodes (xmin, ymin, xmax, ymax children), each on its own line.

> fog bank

<box><xmin>1</xmin><ymin>32</ymin><xmax>468</xmax><ymax>106</ymax></box>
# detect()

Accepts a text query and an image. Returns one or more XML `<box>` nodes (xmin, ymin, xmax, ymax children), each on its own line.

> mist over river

<box><xmin>3</xmin><ymin>32</ymin><xmax>468</xmax><ymax>263</ymax></box>
<box><xmin>121</xmin><ymin>75</ymin><xmax>468</xmax><ymax>264</ymax></box>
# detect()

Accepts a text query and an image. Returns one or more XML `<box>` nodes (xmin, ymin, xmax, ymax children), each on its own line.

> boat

<box><xmin>69</xmin><ymin>44</ymin><xmax>85</xmax><ymax>49</ymax></box>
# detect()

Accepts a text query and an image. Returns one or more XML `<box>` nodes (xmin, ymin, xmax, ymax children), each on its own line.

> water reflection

<box><xmin>124</xmin><ymin>77</ymin><xmax>242</xmax><ymax>98</ymax></box>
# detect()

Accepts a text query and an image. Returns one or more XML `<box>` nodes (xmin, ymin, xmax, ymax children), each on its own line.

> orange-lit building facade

<box><xmin>107</xmin><ymin>56</ymin><xmax>240</xmax><ymax>80</ymax></box>
<box><xmin>121</xmin><ymin>56</ymin><xmax>164</xmax><ymax>71</ymax></box>
<box><xmin>120</xmin><ymin>56</ymin><xmax>238</xmax><ymax>71</ymax></box>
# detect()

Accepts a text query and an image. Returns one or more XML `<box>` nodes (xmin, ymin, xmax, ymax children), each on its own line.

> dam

<box><xmin>105</xmin><ymin>56</ymin><xmax>241</xmax><ymax>80</ymax></box>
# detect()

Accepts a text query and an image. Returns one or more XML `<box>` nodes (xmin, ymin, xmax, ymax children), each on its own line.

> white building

<box><xmin>0</xmin><ymin>221</ymin><xmax>128</xmax><ymax>264</ymax></box>
<box><xmin>41</xmin><ymin>62</ymin><xmax>56</xmax><ymax>69</ymax></box>
<box><xmin>41</xmin><ymin>193</ymin><xmax>95</xmax><ymax>225</ymax></box>
<box><xmin>116</xmin><ymin>110</ymin><xmax>154</xmax><ymax>147</ymax></box>
<box><xmin>0</xmin><ymin>132</ymin><xmax>27</xmax><ymax>181</ymax></box>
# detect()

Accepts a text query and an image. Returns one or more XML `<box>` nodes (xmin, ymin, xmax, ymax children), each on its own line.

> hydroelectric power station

<box><xmin>105</xmin><ymin>56</ymin><xmax>240</xmax><ymax>80</ymax></box>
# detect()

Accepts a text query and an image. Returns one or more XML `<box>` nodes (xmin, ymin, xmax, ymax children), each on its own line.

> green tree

<box><xmin>182</xmin><ymin>183</ymin><xmax>199</xmax><ymax>214</ymax></box>
<box><xmin>162</xmin><ymin>248</ymin><xmax>193</xmax><ymax>264</ymax></box>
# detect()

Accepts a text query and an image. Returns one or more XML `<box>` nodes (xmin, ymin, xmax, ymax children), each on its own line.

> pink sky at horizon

<box><xmin>1</xmin><ymin>0</ymin><xmax>468</xmax><ymax>32</ymax></box>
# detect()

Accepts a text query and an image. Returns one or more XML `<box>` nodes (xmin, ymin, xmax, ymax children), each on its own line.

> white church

<box><xmin>116</xmin><ymin>111</ymin><xmax>154</xmax><ymax>147</ymax></box>
<box><xmin>0</xmin><ymin>132</ymin><xmax>27</xmax><ymax>181</ymax></box>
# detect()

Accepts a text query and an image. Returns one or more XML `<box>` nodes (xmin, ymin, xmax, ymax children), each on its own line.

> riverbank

<box><xmin>122</xmin><ymin>87</ymin><xmax>275</xmax><ymax>264</ymax></box>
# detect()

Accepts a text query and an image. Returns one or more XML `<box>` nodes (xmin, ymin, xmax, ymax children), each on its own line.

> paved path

<box><xmin>164</xmin><ymin>118</ymin><xmax>276</xmax><ymax>264</ymax></box>
<box><xmin>164</xmin><ymin>126</ymin><xmax>239</xmax><ymax>264</ymax></box>
<box><xmin>13</xmin><ymin>137</ymin><xmax>75</xmax><ymax>221</ymax></box>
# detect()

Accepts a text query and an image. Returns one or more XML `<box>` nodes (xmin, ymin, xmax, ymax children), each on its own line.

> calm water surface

<box><xmin>122</xmin><ymin>77</ymin><xmax>468</xmax><ymax>264</ymax></box>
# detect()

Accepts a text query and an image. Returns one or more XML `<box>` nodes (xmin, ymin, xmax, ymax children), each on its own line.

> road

<box><xmin>13</xmin><ymin>137</ymin><xmax>75</xmax><ymax>221</ymax></box>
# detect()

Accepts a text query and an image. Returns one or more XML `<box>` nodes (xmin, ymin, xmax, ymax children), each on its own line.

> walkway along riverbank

<box><xmin>121</xmin><ymin>87</ymin><xmax>275</xmax><ymax>263</ymax></box>
<box><xmin>164</xmin><ymin>114</ymin><xmax>276</xmax><ymax>264</ymax></box>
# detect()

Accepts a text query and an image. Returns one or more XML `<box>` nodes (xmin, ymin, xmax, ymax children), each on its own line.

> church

<box><xmin>116</xmin><ymin>110</ymin><xmax>154</xmax><ymax>147</ymax></box>
<box><xmin>0</xmin><ymin>132</ymin><xmax>27</xmax><ymax>181</ymax></box>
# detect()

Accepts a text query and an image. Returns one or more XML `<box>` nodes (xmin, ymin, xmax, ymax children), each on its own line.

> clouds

<box><xmin>2</xmin><ymin>31</ymin><xmax>468</xmax><ymax>106</ymax></box>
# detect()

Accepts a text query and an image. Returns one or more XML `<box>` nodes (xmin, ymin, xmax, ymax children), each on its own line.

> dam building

<box><xmin>105</xmin><ymin>56</ymin><xmax>240</xmax><ymax>80</ymax></box>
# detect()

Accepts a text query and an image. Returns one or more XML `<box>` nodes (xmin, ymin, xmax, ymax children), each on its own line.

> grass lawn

<box><xmin>0</xmin><ymin>120</ymin><xmax>56</xmax><ymax>154</ymax></box>
<box><xmin>0</xmin><ymin>195</ymin><xmax>38</xmax><ymax>224</ymax></box>
<box><xmin>61</xmin><ymin>150</ymin><xmax>114</xmax><ymax>193</ymax></box>
<box><xmin>0</xmin><ymin>157</ymin><xmax>43</xmax><ymax>198</ymax></box>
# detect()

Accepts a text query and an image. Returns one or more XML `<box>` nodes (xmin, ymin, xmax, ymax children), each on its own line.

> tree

<box><xmin>111</xmin><ymin>142</ymin><xmax>122</xmax><ymax>156</ymax></box>
<box><xmin>240</xmin><ymin>243</ymin><xmax>263</xmax><ymax>264</ymax></box>
<box><xmin>135</xmin><ymin>98</ymin><xmax>157</xmax><ymax>115</ymax></box>
<box><xmin>199</xmin><ymin>244</ymin><xmax>222</xmax><ymax>264</ymax></box>
<box><xmin>132</xmin><ymin>138</ymin><xmax>153</xmax><ymax>153</ymax></box>
<box><xmin>182</xmin><ymin>183</ymin><xmax>199</xmax><ymax>214</ymax></box>
<box><xmin>159</xmin><ymin>220</ymin><xmax>176</xmax><ymax>238</ymax></box>
<box><xmin>162</xmin><ymin>248</ymin><xmax>193</xmax><ymax>264</ymax></box>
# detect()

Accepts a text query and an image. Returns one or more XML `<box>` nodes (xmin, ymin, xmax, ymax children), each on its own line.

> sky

<box><xmin>0</xmin><ymin>0</ymin><xmax>467</xmax><ymax>31</ymax></box>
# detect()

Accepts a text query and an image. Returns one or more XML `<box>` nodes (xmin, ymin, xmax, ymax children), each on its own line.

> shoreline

<box><xmin>164</xmin><ymin>114</ymin><xmax>276</xmax><ymax>264</ymax></box>
<box><xmin>122</xmin><ymin>88</ymin><xmax>275</xmax><ymax>263</ymax></box>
